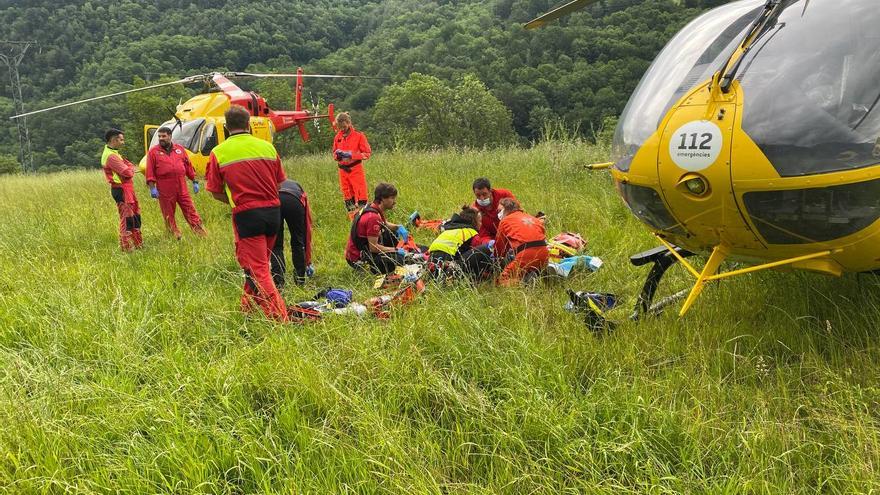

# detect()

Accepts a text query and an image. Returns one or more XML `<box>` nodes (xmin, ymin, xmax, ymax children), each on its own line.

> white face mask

<box><xmin>497</xmin><ymin>211</ymin><xmax>504</xmax><ymax>220</ymax></box>
<box><xmin>477</xmin><ymin>197</ymin><xmax>491</xmax><ymax>207</ymax></box>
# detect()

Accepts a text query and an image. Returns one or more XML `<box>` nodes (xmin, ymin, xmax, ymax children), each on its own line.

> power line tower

<box><xmin>0</xmin><ymin>41</ymin><xmax>36</xmax><ymax>173</ymax></box>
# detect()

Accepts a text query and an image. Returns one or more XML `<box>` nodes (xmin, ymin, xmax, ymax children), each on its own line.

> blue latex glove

<box><xmin>305</xmin><ymin>264</ymin><xmax>315</xmax><ymax>277</ymax></box>
<box><xmin>340</xmin><ymin>150</ymin><xmax>352</xmax><ymax>159</ymax></box>
<box><xmin>396</xmin><ymin>247</ymin><xmax>406</xmax><ymax>257</ymax></box>
<box><xmin>192</xmin><ymin>181</ymin><xmax>200</xmax><ymax>194</ymax></box>
<box><xmin>487</xmin><ymin>239</ymin><xmax>496</xmax><ymax>250</ymax></box>
<box><xmin>396</xmin><ymin>225</ymin><xmax>409</xmax><ymax>242</ymax></box>
<box><xmin>149</xmin><ymin>185</ymin><xmax>159</xmax><ymax>199</ymax></box>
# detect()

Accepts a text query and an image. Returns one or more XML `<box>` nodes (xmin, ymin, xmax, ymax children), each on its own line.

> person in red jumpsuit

<box><xmin>332</xmin><ymin>112</ymin><xmax>372</xmax><ymax>219</ymax></box>
<box><xmin>145</xmin><ymin>127</ymin><xmax>207</xmax><ymax>239</ymax></box>
<box><xmin>471</xmin><ymin>177</ymin><xmax>516</xmax><ymax>247</ymax></box>
<box><xmin>494</xmin><ymin>198</ymin><xmax>549</xmax><ymax>286</ymax></box>
<box><xmin>101</xmin><ymin>129</ymin><xmax>143</xmax><ymax>252</ymax></box>
<box><xmin>206</xmin><ymin>105</ymin><xmax>288</xmax><ymax>321</ymax></box>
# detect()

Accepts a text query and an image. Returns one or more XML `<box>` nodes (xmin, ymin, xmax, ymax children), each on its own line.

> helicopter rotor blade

<box><xmin>226</xmin><ymin>72</ymin><xmax>387</xmax><ymax>80</ymax></box>
<box><xmin>524</xmin><ymin>0</ymin><xmax>604</xmax><ymax>29</ymax></box>
<box><xmin>9</xmin><ymin>75</ymin><xmax>209</xmax><ymax>120</ymax></box>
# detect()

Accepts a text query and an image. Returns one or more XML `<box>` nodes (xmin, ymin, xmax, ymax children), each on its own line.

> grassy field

<box><xmin>2</xmin><ymin>142</ymin><xmax>880</xmax><ymax>493</ymax></box>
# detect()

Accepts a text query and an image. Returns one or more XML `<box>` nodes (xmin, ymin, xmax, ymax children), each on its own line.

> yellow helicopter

<box><xmin>9</xmin><ymin>68</ymin><xmax>373</xmax><ymax>175</ymax></box>
<box><xmin>528</xmin><ymin>0</ymin><xmax>880</xmax><ymax>316</ymax></box>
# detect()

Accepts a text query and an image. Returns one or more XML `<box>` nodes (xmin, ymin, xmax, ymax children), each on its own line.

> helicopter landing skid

<box><xmin>651</xmin><ymin>236</ymin><xmax>839</xmax><ymax>317</ymax></box>
<box><xmin>629</xmin><ymin>244</ymin><xmax>694</xmax><ymax>321</ymax></box>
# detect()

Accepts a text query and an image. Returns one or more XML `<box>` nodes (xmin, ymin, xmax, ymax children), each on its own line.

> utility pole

<box><xmin>0</xmin><ymin>41</ymin><xmax>36</xmax><ymax>173</ymax></box>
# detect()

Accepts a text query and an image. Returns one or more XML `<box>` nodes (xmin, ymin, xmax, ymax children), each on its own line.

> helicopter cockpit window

<box><xmin>737</xmin><ymin>0</ymin><xmax>880</xmax><ymax>176</ymax></box>
<box><xmin>147</xmin><ymin>118</ymin><xmax>206</xmax><ymax>151</ymax></box>
<box><xmin>200</xmin><ymin>122</ymin><xmax>217</xmax><ymax>155</ymax></box>
<box><xmin>612</xmin><ymin>0</ymin><xmax>763</xmax><ymax>171</ymax></box>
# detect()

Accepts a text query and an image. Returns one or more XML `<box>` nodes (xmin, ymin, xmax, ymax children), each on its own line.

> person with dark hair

<box><xmin>494</xmin><ymin>197</ymin><xmax>548</xmax><ymax>286</ymax></box>
<box><xmin>101</xmin><ymin>128</ymin><xmax>143</xmax><ymax>251</ymax></box>
<box><xmin>471</xmin><ymin>177</ymin><xmax>516</xmax><ymax>246</ymax></box>
<box><xmin>345</xmin><ymin>182</ymin><xmax>409</xmax><ymax>274</ymax></box>
<box><xmin>205</xmin><ymin>105</ymin><xmax>288</xmax><ymax>321</ymax></box>
<box><xmin>145</xmin><ymin>126</ymin><xmax>206</xmax><ymax>239</ymax></box>
<box><xmin>427</xmin><ymin>205</ymin><xmax>494</xmax><ymax>281</ymax></box>
<box><xmin>270</xmin><ymin>179</ymin><xmax>313</xmax><ymax>288</ymax></box>
<box><xmin>332</xmin><ymin>112</ymin><xmax>372</xmax><ymax>219</ymax></box>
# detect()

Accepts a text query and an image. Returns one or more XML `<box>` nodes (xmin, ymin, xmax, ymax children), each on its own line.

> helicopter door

<box><xmin>143</xmin><ymin>125</ymin><xmax>159</xmax><ymax>155</ymax></box>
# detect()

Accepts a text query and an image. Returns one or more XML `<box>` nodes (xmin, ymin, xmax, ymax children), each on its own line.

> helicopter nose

<box><xmin>654</xmin><ymin>88</ymin><xmax>764</xmax><ymax>251</ymax></box>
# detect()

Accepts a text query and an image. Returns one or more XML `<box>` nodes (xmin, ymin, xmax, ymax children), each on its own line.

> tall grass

<box><xmin>1</xmin><ymin>145</ymin><xmax>879</xmax><ymax>493</ymax></box>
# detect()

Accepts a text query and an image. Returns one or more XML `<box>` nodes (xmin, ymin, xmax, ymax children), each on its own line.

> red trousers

<box><xmin>498</xmin><ymin>246</ymin><xmax>549</xmax><ymax>286</ymax></box>
<box><xmin>113</xmin><ymin>183</ymin><xmax>142</xmax><ymax>252</ymax></box>
<box><xmin>156</xmin><ymin>176</ymin><xmax>204</xmax><ymax>238</ymax></box>
<box><xmin>233</xmin><ymin>208</ymin><xmax>288</xmax><ymax>322</ymax></box>
<box><xmin>338</xmin><ymin>163</ymin><xmax>368</xmax><ymax>205</ymax></box>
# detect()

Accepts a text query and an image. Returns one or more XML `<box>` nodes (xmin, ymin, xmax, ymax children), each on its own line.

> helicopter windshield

<box><xmin>737</xmin><ymin>0</ymin><xmax>880</xmax><ymax>176</ymax></box>
<box><xmin>612</xmin><ymin>0</ymin><xmax>763</xmax><ymax>171</ymax></box>
<box><xmin>148</xmin><ymin>118</ymin><xmax>206</xmax><ymax>151</ymax></box>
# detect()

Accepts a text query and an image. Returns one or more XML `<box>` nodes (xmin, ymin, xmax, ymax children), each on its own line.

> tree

<box><xmin>372</xmin><ymin>73</ymin><xmax>515</xmax><ymax>149</ymax></box>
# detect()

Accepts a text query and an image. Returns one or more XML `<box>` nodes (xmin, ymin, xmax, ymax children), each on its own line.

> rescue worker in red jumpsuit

<box><xmin>145</xmin><ymin>127</ymin><xmax>207</xmax><ymax>239</ymax></box>
<box><xmin>494</xmin><ymin>198</ymin><xmax>549</xmax><ymax>286</ymax></box>
<box><xmin>345</xmin><ymin>182</ymin><xmax>410</xmax><ymax>274</ymax></box>
<box><xmin>101</xmin><ymin>128</ymin><xmax>143</xmax><ymax>252</ymax></box>
<box><xmin>332</xmin><ymin>112</ymin><xmax>372</xmax><ymax>219</ymax></box>
<box><xmin>206</xmin><ymin>105</ymin><xmax>288</xmax><ymax>321</ymax></box>
<box><xmin>471</xmin><ymin>177</ymin><xmax>516</xmax><ymax>247</ymax></box>
<box><xmin>270</xmin><ymin>179</ymin><xmax>314</xmax><ymax>289</ymax></box>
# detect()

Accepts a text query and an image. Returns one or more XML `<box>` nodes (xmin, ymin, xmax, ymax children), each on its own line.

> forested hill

<box><xmin>0</xmin><ymin>0</ymin><xmax>730</xmax><ymax>172</ymax></box>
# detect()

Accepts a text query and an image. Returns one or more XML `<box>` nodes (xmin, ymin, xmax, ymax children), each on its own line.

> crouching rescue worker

<box><xmin>145</xmin><ymin>126</ymin><xmax>207</xmax><ymax>239</ymax></box>
<box><xmin>345</xmin><ymin>182</ymin><xmax>409</xmax><ymax>274</ymax></box>
<box><xmin>270</xmin><ymin>179</ymin><xmax>314</xmax><ymax>289</ymax></box>
<box><xmin>471</xmin><ymin>177</ymin><xmax>516</xmax><ymax>246</ymax></box>
<box><xmin>101</xmin><ymin>128</ymin><xmax>143</xmax><ymax>252</ymax></box>
<box><xmin>427</xmin><ymin>206</ymin><xmax>493</xmax><ymax>281</ymax></box>
<box><xmin>206</xmin><ymin>105</ymin><xmax>288</xmax><ymax>321</ymax></box>
<box><xmin>332</xmin><ymin>112</ymin><xmax>372</xmax><ymax>219</ymax></box>
<box><xmin>494</xmin><ymin>198</ymin><xmax>549</xmax><ymax>286</ymax></box>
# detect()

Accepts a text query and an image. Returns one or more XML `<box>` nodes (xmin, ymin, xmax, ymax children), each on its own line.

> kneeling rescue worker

<box><xmin>101</xmin><ymin>128</ymin><xmax>143</xmax><ymax>252</ymax></box>
<box><xmin>427</xmin><ymin>205</ymin><xmax>492</xmax><ymax>280</ymax></box>
<box><xmin>206</xmin><ymin>105</ymin><xmax>288</xmax><ymax>321</ymax></box>
<box><xmin>494</xmin><ymin>198</ymin><xmax>548</xmax><ymax>286</ymax></box>
<box><xmin>145</xmin><ymin>126</ymin><xmax>207</xmax><ymax>239</ymax></box>
<box><xmin>345</xmin><ymin>182</ymin><xmax>410</xmax><ymax>274</ymax></box>
<box><xmin>471</xmin><ymin>177</ymin><xmax>516</xmax><ymax>247</ymax></box>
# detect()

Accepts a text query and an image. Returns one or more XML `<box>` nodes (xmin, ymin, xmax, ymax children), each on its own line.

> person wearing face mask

<box><xmin>145</xmin><ymin>126</ymin><xmax>207</xmax><ymax>239</ymax></box>
<box><xmin>345</xmin><ymin>182</ymin><xmax>409</xmax><ymax>274</ymax></box>
<box><xmin>494</xmin><ymin>197</ymin><xmax>548</xmax><ymax>286</ymax></box>
<box><xmin>471</xmin><ymin>177</ymin><xmax>516</xmax><ymax>247</ymax></box>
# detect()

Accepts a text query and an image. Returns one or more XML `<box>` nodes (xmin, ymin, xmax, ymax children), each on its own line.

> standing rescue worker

<box><xmin>332</xmin><ymin>112</ymin><xmax>372</xmax><ymax>219</ymax></box>
<box><xmin>471</xmin><ymin>177</ymin><xmax>516</xmax><ymax>246</ymax></box>
<box><xmin>494</xmin><ymin>198</ymin><xmax>549</xmax><ymax>286</ymax></box>
<box><xmin>145</xmin><ymin>127</ymin><xmax>207</xmax><ymax>239</ymax></box>
<box><xmin>101</xmin><ymin>128</ymin><xmax>143</xmax><ymax>252</ymax></box>
<box><xmin>345</xmin><ymin>182</ymin><xmax>409</xmax><ymax>274</ymax></box>
<box><xmin>270</xmin><ymin>179</ymin><xmax>314</xmax><ymax>289</ymax></box>
<box><xmin>205</xmin><ymin>105</ymin><xmax>288</xmax><ymax>321</ymax></box>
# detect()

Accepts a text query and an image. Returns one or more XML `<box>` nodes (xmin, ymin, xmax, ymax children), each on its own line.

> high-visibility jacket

<box><xmin>205</xmin><ymin>132</ymin><xmax>286</xmax><ymax>214</ymax></box>
<box><xmin>101</xmin><ymin>145</ymin><xmax>135</xmax><ymax>186</ymax></box>
<box><xmin>429</xmin><ymin>220</ymin><xmax>477</xmax><ymax>256</ymax></box>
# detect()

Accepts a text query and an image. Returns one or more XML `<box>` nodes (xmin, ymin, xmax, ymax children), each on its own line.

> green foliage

<box><xmin>2</xmin><ymin>146</ymin><xmax>880</xmax><ymax>492</ymax></box>
<box><xmin>0</xmin><ymin>0</ymin><xmax>735</xmax><ymax>171</ymax></box>
<box><xmin>373</xmin><ymin>73</ymin><xmax>515</xmax><ymax>149</ymax></box>
<box><xmin>0</xmin><ymin>154</ymin><xmax>19</xmax><ymax>175</ymax></box>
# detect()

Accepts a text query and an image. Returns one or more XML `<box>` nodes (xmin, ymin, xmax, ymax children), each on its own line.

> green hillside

<box><xmin>0</xmin><ymin>0</ymin><xmax>731</xmax><ymax>171</ymax></box>
<box><xmin>2</xmin><ymin>145</ymin><xmax>880</xmax><ymax>492</ymax></box>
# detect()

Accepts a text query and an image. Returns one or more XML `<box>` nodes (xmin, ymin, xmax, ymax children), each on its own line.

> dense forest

<box><xmin>0</xmin><ymin>0</ymin><xmax>731</xmax><ymax>172</ymax></box>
